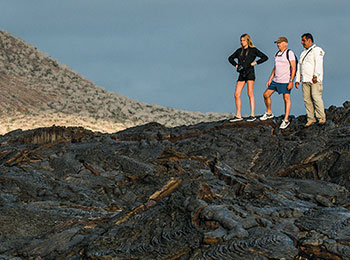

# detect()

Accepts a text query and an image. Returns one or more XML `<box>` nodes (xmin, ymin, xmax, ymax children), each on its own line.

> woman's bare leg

<box><xmin>234</xmin><ymin>81</ymin><xmax>246</xmax><ymax>118</ymax></box>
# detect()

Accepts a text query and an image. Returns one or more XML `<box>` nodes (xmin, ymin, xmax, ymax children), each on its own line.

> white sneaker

<box><xmin>260</xmin><ymin>112</ymin><xmax>274</xmax><ymax>121</ymax></box>
<box><xmin>280</xmin><ymin>120</ymin><xmax>290</xmax><ymax>129</ymax></box>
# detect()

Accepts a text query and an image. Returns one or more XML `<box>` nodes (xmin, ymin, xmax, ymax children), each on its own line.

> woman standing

<box><xmin>228</xmin><ymin>34</ymin><xmax>268</xmax><ymax>122</ymax></box>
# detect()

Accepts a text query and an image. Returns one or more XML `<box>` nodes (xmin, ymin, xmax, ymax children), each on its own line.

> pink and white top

<box><xmin>273</xmin><ymin>50</ymin><xmax>295</xmax><ymax>83</ymax></box>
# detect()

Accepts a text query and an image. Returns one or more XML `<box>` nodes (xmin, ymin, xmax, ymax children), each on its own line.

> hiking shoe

<box><xmin>305</xmin><ymin>121</ymin><xmax>316</xmax><ymax>127</ymax></box>
<box><xmin>280</xmin><ymin>120</ymin><xmax>290</xmax><ymax>129</ymax></box>
<box><xmin>318</xmin><ymin>119</ymin><xmax>326</xmax><ymax>125</ymax></box>
<box><xmin>229</xmin><ymin>116</ymin><xmax>243</xmax><ymax>122</ymax></box>
<box><xmin>260</xmin><ymin>112</ymin><xmax>274</xmax><ymax>121</ymax></box>
<box><xmin>246</xmin><ymin>116</ymin><xmax>256</xmax><ymax>122</ymax></box>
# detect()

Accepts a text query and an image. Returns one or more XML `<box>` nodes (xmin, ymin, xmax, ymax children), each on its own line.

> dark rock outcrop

<box><xmin>1</xmin><ymin>102</ymin><xmax>350</xmax><ymax>259</ymax></box>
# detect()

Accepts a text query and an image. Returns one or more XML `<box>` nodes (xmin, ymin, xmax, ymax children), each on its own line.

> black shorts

<box><xmin>237</xmin><ymin>70</ymin><xmax>255</xmax><ymax>82</ymax></box>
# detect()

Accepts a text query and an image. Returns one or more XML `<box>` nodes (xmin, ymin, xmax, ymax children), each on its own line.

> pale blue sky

<box><xmin>1</xmin><ymin>0</ymin><xmax>349</xmax><ymax>117</ymax></box>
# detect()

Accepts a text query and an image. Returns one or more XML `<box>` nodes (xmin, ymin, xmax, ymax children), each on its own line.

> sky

<box><xmin>1</xmin><ymin>0</ymin><xmax>349</xmax><ymax>117</ymax></box>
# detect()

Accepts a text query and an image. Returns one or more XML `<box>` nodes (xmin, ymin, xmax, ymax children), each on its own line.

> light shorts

<box><xmin>268</xmin><ymin>80</ymin><xmax>291</xmax><ymax>94</ymax></box>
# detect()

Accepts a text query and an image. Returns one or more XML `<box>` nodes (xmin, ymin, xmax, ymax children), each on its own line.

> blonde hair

<box><xmin>240</xmin><ymin>34</ymin><xmax>255</xmax><ymax>48</ymax></box>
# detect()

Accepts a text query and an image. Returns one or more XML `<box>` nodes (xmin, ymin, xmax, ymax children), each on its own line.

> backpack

<box><xmin>275</xmin><ymin>49</ymin><xmax>298</xmax><ymax>65</ymax></box>
<box><xmin>286</xmin><ymin>49</ymin><xmax>298</xmax><ymax>65</ymax></box>
<box><xmin>275</xmin><ymin>49</ymin><xmax>298</xmax><ymax>77</ymax></box>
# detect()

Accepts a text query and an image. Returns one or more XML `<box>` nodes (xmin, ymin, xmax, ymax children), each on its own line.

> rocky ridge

<box><xmin>0</xmin><ymin>30</ymin><xmax>230</xmax><ymax>134</ymax></box>
<box><xmin>0</xmin><ymin>102</ymin><xmax>350</xmax><ymax>259</ymax></box>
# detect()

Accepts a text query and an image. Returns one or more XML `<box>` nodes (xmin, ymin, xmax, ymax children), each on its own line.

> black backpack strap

<box><xmin>286</xmin><ymin>49</ymin><xmax>298</xmax><ymax>63</ymax></box>
<box><xmin>301</xmin><ymin>46</ymin><xmax>315</xmax><ymax>64</ymax></box>
<box><xmin>275</xmin><ymin>49</ymin><xmax>287</xmax><ymax>57</ymax></box>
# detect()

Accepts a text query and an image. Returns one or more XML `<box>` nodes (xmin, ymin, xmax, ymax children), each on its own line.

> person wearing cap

<box><xmin>260</xmin><ymin>36</ymin><xmax>296</xmax><ymax>129</ymax></box>
<box><xmin>295</xmin><ymin>33</ymin><xmax>326</xmax><ymax>127</ymax></box>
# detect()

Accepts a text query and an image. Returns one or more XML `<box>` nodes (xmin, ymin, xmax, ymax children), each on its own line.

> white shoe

<box><xmin>280</xmin><ymin>120</ymin><xmax>290</xmax><ymax>129</ymax></box>
<box><xmin>260</xmin><ymin>112</ymin><xmax>274</xmax><ymax>121</ymax></box>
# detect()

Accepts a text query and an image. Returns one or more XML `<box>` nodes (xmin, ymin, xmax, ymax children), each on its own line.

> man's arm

<box><xmin>295</xmin><ymin>59</ymin><xmax>301</xmax><ymax>88</ymax></box>
<box><xmin>313</xmin><ymin>47</ymin><xmax>324</xmax><ymax>83</ymax></box>
<box><xmin>288</xmin><ymin>60</ymin><xmax>296</xmax><ymax>90</ymax></box>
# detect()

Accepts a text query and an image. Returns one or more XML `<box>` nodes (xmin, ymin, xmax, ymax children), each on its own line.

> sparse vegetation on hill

<box><xmin>0</xmin><ymin>30</ymin><xmax>230</xmax><ymax>134</ymax></box>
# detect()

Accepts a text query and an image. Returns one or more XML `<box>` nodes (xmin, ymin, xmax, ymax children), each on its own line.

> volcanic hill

<box><xmin>0</xmin><ymin>30</ymin><xmax>229</xmax><ymax>135</ymax></box>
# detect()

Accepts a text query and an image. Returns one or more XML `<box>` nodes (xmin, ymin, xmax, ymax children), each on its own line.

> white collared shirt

<box><xmin>296</xmin><ymin>44</ymin><xmax>325</xmax><ymax>83</ymax></box>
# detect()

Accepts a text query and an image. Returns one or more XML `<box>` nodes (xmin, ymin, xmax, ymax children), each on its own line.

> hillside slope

<box><xmin>0</xmin><ymin>30</ymin><xmax>230</xmax><ymax>134</ymax></box>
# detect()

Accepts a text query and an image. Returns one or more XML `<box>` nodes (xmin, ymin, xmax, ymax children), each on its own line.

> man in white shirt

<box><xmin>295</xmin><ymin>33</ymin><xmax>326</xmax><ymax>127</ymax></box>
